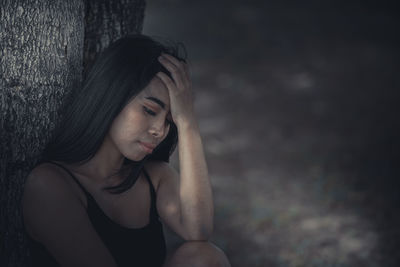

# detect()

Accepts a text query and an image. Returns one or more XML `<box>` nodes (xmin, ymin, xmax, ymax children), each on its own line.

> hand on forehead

<box><xmin>141</xmin><ymin>77</ymin><xmax>170</xmax><ymax>109</ymax></box>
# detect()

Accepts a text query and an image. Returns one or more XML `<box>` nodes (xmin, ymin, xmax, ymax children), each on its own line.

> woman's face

<box><xmin>107</xmin><ymin>76</ymin><xmax>172</xmax><ymax>161</ymax></box>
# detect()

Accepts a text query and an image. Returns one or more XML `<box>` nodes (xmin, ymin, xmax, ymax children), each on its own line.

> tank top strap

<box><xmin>45</xmin><ymin>161</ymin><xmax>90</xmax><ymax>196</ymax></box>
<box><xmin>142</xmin><ymin>168</ymin><xmax>159</xmax><ymax>220</ymax></box>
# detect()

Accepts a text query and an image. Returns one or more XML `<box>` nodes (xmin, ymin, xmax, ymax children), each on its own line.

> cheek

<box><xmin>110</xmin><ymin>113</ymin><xmax>146</xmax><ymax>142</ymax></box>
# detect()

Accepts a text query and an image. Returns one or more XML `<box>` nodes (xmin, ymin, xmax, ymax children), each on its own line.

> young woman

<box><xmin>22</xmin><ymin>34</ymin><xmax>230</xmax><ymax>267</ymax></box>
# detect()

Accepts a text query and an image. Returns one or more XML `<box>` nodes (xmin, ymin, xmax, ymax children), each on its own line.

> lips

<box><xmin>139</xmin><ymin>141</ymin><xmax>156</xmax><ymax>153</ymax></box>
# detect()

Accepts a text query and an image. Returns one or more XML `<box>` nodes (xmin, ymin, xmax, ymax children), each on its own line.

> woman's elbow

<box><xmin>185</xmin><ymin>225</ymin><xmax>213</xmax><ymax>241</ymax></box>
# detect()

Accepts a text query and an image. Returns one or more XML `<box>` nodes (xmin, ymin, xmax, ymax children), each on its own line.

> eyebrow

<box><xmin>145</xmin><ymin>96</ymin><xmax>166</xmax><ymax>109</ymax></box>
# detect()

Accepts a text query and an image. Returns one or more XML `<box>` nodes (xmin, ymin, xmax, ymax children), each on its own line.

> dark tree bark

<box><xmin>0</xmin><ymin>0</ymin><xmax>145</xmax><ymax>266</ymax></box>
<box><xmin>0</xmin><ymin>1</ymin><xmax>85</xmax><ymax>265</ymax></box>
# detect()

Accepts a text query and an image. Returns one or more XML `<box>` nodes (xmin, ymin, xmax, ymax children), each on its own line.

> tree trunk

<box><xmin>0</xmin><ymin>0</ymin><xmax>145</xmax><ymax>266</ymax></box>
<box><xmin>84</xmin><ymin>0</ymin><xmax>146</xmax><ymax>75</ymax></box>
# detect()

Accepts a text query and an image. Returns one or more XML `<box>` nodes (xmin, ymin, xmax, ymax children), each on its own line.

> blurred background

<box><xmin>143</xmin><ymin>1</ymin><xmax>399</xmax><ymax>266</ymax></box>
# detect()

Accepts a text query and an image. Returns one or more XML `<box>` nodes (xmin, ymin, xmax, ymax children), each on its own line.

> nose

<box><xmin>148</xmin><ymin>119</ymin><xmax>165</xmax><ymax>138</ymax></box>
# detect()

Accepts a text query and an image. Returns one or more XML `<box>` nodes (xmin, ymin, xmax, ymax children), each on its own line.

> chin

<box><xmin>125</xmin><ymin>154</ymin><xmax>146</xmax><ymax>162</ymax></box>
<box><xmin>124</xmin><ymin>150</ymin><xmax>148</xmax><ymax>162</ymax></box>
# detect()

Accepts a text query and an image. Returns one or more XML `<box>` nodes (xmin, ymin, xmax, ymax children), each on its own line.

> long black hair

<box><xmin>41</xmin><ymin>34</ymin><xmax>187</xmax><ymax>194</ymax></box>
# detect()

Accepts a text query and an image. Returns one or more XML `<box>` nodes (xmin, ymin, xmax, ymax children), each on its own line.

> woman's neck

<box><xmin>65</xmin><ymin>135</ymin><xmax>127</xmax><ymax>188</ymax></box>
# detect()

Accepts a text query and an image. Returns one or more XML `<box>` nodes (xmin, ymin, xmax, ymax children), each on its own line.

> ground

<box><xmin>144</xmin><ymin>1</ymin><xmax>400</xmax><ymax>266</ymax></box>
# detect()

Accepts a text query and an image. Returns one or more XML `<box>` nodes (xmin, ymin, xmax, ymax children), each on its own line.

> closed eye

<box><xmin>144</xmin><ymin>106</ymin><xmax>172</xmax><ymax>125</ymax></box>
<box><xmin>143</xmin><ymin>106</ymin><xmax>156</xmax><ymax>116</ymax></box>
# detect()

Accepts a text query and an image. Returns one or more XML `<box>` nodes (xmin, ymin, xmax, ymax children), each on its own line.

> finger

<box><xmin>161</xmin><ymin>53</ymin><xmax>190</xmax><ymax>72</ymax></box>
<box><xmin>161</xmin><ymin>54</ymin><xmax>191</xmax><ymax>88</ymax></box>
<box><xmin>156</xmin><ymin>72</ymin><xmax>178</xmax><ymax>94</ymax></box>
<box><xmin>158</xmin><ymin>55</ymin><xmax>186</xmax><ymax>90</ymax></box>
<box><xmin>161</xmin><ymin>53</ymin><xmax>184</xmax><ymax>69</ymax></box>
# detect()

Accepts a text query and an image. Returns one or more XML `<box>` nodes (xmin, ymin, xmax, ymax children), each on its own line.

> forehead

<box><xmin>139</xmin><ymin>76</ymin><xmax>169</xmax><ymax>106</ymax></box>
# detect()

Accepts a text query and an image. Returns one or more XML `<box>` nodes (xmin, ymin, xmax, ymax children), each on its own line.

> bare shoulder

<box><xmin>24</xmin><ymin>162</ymin><xmax>75</xmax><ymax>197</ymax></box>
<box><xmin>23</xmin><ymin>162</ymin><xmax>83</xmax><ymax>204</ymax></box>
<box><xmin>22</xmin><ymin>163</ymin><xmax>118</xmax><ymax>266</ymax></box>
<box><xmin>22</xmin><ymin>162</ymin><xmax>85</xmax><ymax>240</ymax></box>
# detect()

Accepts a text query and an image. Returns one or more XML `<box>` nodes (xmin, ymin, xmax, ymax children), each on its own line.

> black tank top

<box><xmin>26</xmin><ymin>161</ymin><xmax>166</xmax><ymax>267</ymax></box>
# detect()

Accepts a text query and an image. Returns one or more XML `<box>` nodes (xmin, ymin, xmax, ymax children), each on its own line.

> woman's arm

<box><xmin>176</xmin><ymin>119</ymin><xmax>214</xmax><ymax>239</ymax></box>
<box><xmin>23</xmin><ymin>164</ymin><xmax>118</xmax><ymax>267</ymax></box>
<box><xmin>150</xmin><ymin>122</ymin><xmax>214</xmax><ymax>241</ymax></box>
<box><xmin>154</xmin><ymin>54</ymin><xmax>214</xmax><ymax>241</ymax></box>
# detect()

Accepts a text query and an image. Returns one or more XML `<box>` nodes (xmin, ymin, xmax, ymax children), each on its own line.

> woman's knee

<box><xmin>165</xmin><ymin>241</ymin><xmax>231</xmax><ymax>267</ymax></box>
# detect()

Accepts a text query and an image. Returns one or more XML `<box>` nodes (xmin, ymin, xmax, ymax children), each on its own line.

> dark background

<box><xmin>143</xmin><ymin>1</ymin><xmax>399</xmax><ymax>266</ymax></box>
